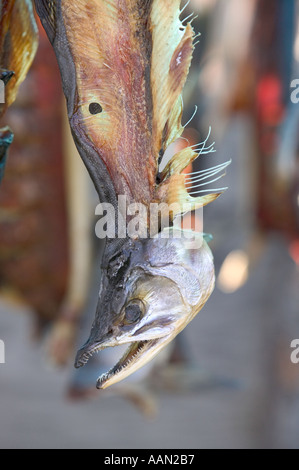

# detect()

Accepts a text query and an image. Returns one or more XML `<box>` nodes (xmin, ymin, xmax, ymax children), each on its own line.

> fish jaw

<box><xmin>96</xmin><ymin>335</ymin><xmax>176</xmax><ymax>389</ymax></box>
<box><xmin>75</xmin><ymin>333</ymin><xmax>176</xmax><ymax>390</ymax></box>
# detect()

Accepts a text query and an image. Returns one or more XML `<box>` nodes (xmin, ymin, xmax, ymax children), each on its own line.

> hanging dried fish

<box><xmin>35</xmin><ymin>0</ymin><xmax>228</xmax><ymax>389</ymax></box>
<box><xmin>0</xmin><ymin>0</ymin><xmax>38</xmax><ymax>182</ymax></box>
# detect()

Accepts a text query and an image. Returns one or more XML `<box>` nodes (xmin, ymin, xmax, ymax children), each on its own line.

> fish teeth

<box><xmin>96</xmin><ymin>341</ymin><xmax>148</xmax><ymax>387</ymax></box>
<box><xmin>77</xmin><ymin>345</ymin><xmax>102</xmax><ymax>367</ymax></box>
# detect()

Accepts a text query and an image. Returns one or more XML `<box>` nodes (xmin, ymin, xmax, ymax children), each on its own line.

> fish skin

<box><xmin>35</xmin><ymin>0</ymin><xmax>221</xmax><ymax>388</ymax></box>
<box><xmin>35</xmin><ymin>0</ymin><xmax>201</xmax><ymax>209</ymax></box>
<box><xmin>0</xmin><ymin>0</ymin><xmax>38</xmax><ymax>183</ymax></box>
<box><xmin>0</xmin><ymin>0</ymin><xmax>38</xmax><ymax>110</ymax></box>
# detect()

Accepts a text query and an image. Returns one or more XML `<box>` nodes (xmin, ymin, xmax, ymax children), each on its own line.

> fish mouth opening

<box><xmin>75</xmin><ymin>338</ymin><xmax>161</xmax><ymax>390</ymax></box>
<box><xmin>96</xmin><ymin>339</ymin><xmax>159</xmax><ymax>389</ymax></box>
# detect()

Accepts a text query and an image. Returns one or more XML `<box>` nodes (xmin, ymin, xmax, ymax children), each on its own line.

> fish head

<box><xmin>75</xmin><ymin>230</ymin><xmax>215</xmax><ymax>389</ymax></box>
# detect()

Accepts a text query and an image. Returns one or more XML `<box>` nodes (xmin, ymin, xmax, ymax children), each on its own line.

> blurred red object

<box><xmin>0</xmin><ymin>21</ymin><xmax>69</xmax><ymax>329</ymax></box>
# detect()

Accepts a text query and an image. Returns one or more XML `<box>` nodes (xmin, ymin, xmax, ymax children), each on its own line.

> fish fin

<box><xmin>162</xmin><ymin>147</ymin><xmax>199</xmax><ymax>178</ymax></box>
<box><xmin>159</xmin><ymin>127</ymin><xmax>230</xmax><ymax>213</ymax></box>
<box><xmin>165</xmin><ymin>174</ymin><xmax>223</xmax><ymax>216</ymax></box>
<box><xmin>151</xmin><ymin>1</ymin><xmax>195</xmax><ymax>156</ymax></box>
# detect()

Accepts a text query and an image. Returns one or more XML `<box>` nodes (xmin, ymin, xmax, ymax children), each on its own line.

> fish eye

<box><xmin>89</xmin><ymin>102</ymin><xmax>103</xmax><ymax>115</ymax></box>
<box><xmin>124</xmin><ymin>300</ymin><xmax>145</xmax><ymax>324</ymax></box>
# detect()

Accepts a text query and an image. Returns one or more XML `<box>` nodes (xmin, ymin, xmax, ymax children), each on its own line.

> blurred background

<box><xmin>0</xmin><ymin>0</ymin><xmax>298</xmax><ymax>449</ymax></box>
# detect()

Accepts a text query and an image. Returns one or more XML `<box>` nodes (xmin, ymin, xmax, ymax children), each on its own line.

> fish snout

<box><xmin>74</xmin><ymin>329</ymin><xmax>114</xmax><ymax>369</ymax></box>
